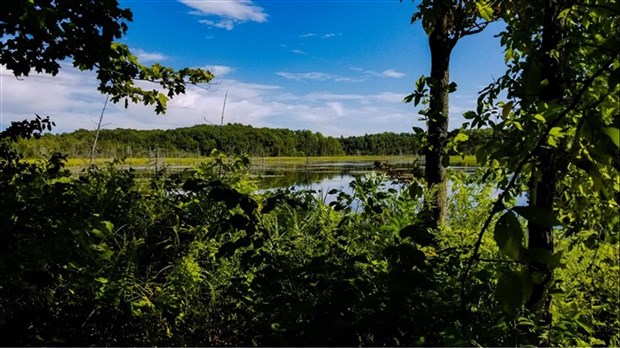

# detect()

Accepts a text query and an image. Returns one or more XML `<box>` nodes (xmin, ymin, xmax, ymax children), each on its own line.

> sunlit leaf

<box><xmin>603</xmin><ymin>127</ymin><xmax>619</xmax><ymax>148</ymax></box>
<box><xmin>454</xmin><ymin>132</ymin><xmax>469</xmax><ymax>142</ymax></box>
<box><xmin>476</xmin><ymin>1</ymin><xmax>494</xmax><ymax>21</ymax></box>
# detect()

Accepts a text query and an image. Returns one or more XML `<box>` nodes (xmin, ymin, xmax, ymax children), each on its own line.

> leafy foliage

<box><xmin>1</xmin><ymin>0</ymin><xmax>618</xmax><ymax>346</ymax></box>
<box><xmin>460</xmin><ymin>0</ymin><xmax>619</xmax><ymax>344</ymax></box>
<box><xmin>3</xmin><ymin>118</ymin><xmax>618</xmax><ymax>345</ymax></box>
<box><xmin>1</xmin><ymin>0</ymin><xmax>213</xmax><ymax>114</ymax></box>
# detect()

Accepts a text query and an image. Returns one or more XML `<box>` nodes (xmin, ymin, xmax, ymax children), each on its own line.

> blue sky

<box><xmin>1</xmin><ymin>0</ymin><xmax>507</xmax><ymax>136</ymax></box>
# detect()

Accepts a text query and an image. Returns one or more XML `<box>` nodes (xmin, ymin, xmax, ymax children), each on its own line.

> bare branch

<box><xmin>89</xmin><ymin>95</ymin><xmax>109</xmax><ymax>166</ymax></box>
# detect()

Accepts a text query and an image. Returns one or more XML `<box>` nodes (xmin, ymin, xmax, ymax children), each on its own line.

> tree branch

<box><xmin>93</xmin><ymin>63</ymin><xmax>214</xmax><ymax>92</ymax></box>
<box><xmin>462</xmin><ymin>20</ymin><xmax>492</xmax><ymax>36</ymax></box>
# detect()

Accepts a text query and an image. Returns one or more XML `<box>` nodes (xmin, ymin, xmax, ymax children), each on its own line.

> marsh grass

<box><xmin>54</xmin><ymin>155</ymin><xmax>478</xmax><ymax>169</ymax></box>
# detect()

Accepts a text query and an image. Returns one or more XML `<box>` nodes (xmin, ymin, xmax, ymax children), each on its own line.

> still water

<box><xmin>255</xmin><ymin>160</ymin><xmax>420</xmax><ymax>189</ymax></box>
<box><xmin>255</xmin><ymin>161</ymin><xmax>527</xmax><ymax>206</ymax></box>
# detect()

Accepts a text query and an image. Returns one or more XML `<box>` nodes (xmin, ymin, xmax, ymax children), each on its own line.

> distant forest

<box><xmin>17</xmin><ymin>123</ymin><xmax>489</xmax><ymax>158</ymax></box>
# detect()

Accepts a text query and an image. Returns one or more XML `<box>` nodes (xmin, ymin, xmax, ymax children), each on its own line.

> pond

<box><xmin>255</xmin><ymin>159</ymin><xmax>424</xmax><ymax>189</ymax></box>
<box><xmin>254</xmin><ymin>160</ymin><xmax>527</xmax><ymax>207</ymax></box>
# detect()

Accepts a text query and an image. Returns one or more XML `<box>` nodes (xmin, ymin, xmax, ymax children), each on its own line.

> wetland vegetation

<box><xmin>1</xmin><ymin>0</ymin><xmax>618</xmax><ymax>346</ymax></box>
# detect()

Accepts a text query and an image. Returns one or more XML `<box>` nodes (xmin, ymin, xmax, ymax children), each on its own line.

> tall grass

<box><xmin>55</xmin><ymin>155</ymin><xmax>478</xmax><ymax>169</ymax></box>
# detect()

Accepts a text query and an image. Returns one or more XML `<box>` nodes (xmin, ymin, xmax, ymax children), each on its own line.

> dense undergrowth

<box><xmin>0</xmin><ymin>119</ymin><xmax>618</xmax><ymax>346</ymax></box>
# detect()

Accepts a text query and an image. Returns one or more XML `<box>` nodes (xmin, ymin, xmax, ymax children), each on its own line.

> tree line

<box><xmin>16</xmin><ymin>123</ymin><xmax>491</xmax><ymax>158</ymax></box>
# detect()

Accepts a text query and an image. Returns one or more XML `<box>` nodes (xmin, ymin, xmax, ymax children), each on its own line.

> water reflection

<box><xmin>256</xmin><ymin>164</ymin><xmax>527</xmax><ymax>207</ymax></box>
<box><xmin>257</xmin><ymin>171</ymin><xmax>362</xmax><ymax>190</ymax></box>
<box><xmin>255</xmin><ymin>161</ymin><xmax>418</xmax><ymax>189</ymax></box>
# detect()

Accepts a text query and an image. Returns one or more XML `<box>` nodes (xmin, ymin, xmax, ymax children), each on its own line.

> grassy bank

<box><xmin>257</xmin><ymin>154</ymin><xmax>472</xmax><ymax>167</ymax></box>
<box><xmin>32</xmin><ymin>155</ymin><xmax>478</xmax><ymax>169</ymax></box>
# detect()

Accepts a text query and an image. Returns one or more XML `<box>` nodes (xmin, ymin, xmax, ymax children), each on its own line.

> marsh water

<box><xmin>253</xmin><ymin>160</ymin><xmax>527</xmax><ymax>206</ymax></box>
<box><xmin>254</xmin><ymin>160</ymin><xmax>423</xmax><ymax>189</ymax></box>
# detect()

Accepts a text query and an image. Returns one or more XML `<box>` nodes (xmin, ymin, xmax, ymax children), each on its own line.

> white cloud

<box><xmin>373</xmin><ymin>92</ymin><xmax>406</xmax><ymax>103</ymax></box>
<box><xmin>276</xmin><ymin>71</ymin><xmax>362</xmax><ymax>83</ymax></box>
<box><xmin>290</xmin><ymin>49</ymin><xmax>307</xmax><ymax>55</ymax></box>
<box><xmin>333</xmin><ymin>76</ymin><xmax>362</xmax><ymax>83</ymax></box>
<box><xmin>180</xmin><ymin>0</ymin><xmax>267</xmax><ymax>30</ymax></box>
<box><xmin>205</xmin><ymin>65</ymin><xmax>234</xmax><ymax>77</ymax></box>
<box><xmin>382</xmin><ymin>69</ymin><xmax>406</xmax><ymax>78</ymax></box>
<box><xmin>349</xmin><ymin>67</ymin><xmax>406</xmax><ymax>79</ymax></box>
<box><xmin>1</xmin><ymin>65</ymin><xmax>433</xmax><ymax>137</ymax></box>
<box><xmin>300</xmin><ymin>32</ymin><xmax>341</xmax><ymax>39</ymax></box>
<box><xmin>302</xmin><ymin>92</ymin><xmax>365</xmax><ymax>101</ymax></box>
<box><xmin>276</xmin><ymin>72</ymin><xmax>333</xmax><ymax>81</ymax></box>
<box><xmin>1</xmin><ymin>66</ymin><xmax>113</xmax><ymax>132</ymax></box>
<box><xmin>326</xmin><ymin>102</ymin><xmax>345</xmax><ymax>116</ymax></box>
<box><xmin>198</xmin><ymin>19</ymin><xmax>235</xmax><ymax>30</ymax></box>
<box><xmin>133</xmin><ymin>49</ymin><xmax>167</xmax><ymax>62</ymax></box>
<box><xmin>322</xmin><ymin>33</ymin><xmax>341</xmax><ymax>38</ymax></box>
<box><xmin>278</xmin><ymin>91</ymin><xmax>407</xmax><ymax>106</ymax></box>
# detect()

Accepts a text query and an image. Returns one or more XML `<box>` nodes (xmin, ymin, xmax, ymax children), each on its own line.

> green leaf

<box><xmin>95</xmin><ymin>277</ymin><xmax>108</xmax><ymax>284</ymax></box>
<box><xmin>91</xmin><ymin>229</ymin><xmax>105</xmax><ymax>238</ymax></box>
<box><xmin>589</xmin><ymin>337</ymin><xmax>607</xmax><ymax>346</ymax></box>
<box><xmin>494</xmin><ymin>211</ymin><xmax>525</xmax><ymax>259</ymax></box>
<box><xmin>609</xmin><ymin>67</ymin><xmax>620</xmax><ymax>90</ymax></box>
<box><xmin>453</xmin><ymin>132</ymin><xmax>469</xmax><ymax>142</ymax></box>
<box><xmin>399</xmin><ymin>223</ymin><xmax>435</xmax><ymax>246</ymax></box>
<box><xmin>448</xmin><ymin>81</ymin><xmax>457</xmax><ymax>93</ymax></box>
<box><xmin>501</xmin><ymin>102</ymin><xmax>513</xmax><ymax>120</ymax></box>
<box><xmin>408</xmin><ymin>182</ymin><xmax>424</xmax><ymax>198</ymax></box>
<box><xmin>513</xmin><ymin>121</ymin><xmax>523</xmax><ymax>131</ymax></box>
<box><xmin>496</xmin><ymin>271</ymin><xmax>523</xmax><ymax>316</ymax></box>
<box><xmin>415</xmin><ymin>75</ymin><xmax>427</xmax><ymax>91</ymax></box>
<box><xmin>520</xmin><ymin>270</ymin><xmax>534</xmax><ymax>305</ymax></box>
<box><xmin>533</xmin><ymin>113</ymin><xmax>546</xmax><ymax>123</ymax></box>
<box><xmin>476</xmin><ymin>1</ymin><xmax>494</xmax><ymax>21</ymax></box>
<box><xmin>102</xmin><ymin>220</ymin><xmax>114</xmax><ymax>233</ymax></box>
<box><xmin>603</xmin><ymin>127</ymin><xmax>619</xmax><ymax>148</ymax></box>
<box><xmin>412</xmin><ymin>126</ymin><xmax>425</xmax><ymax>135</ymax></box>
<box><xmin>156</xmin><ymin>92</ymin><xmax>168</xmax><ymax>109</ymax></box>
<box><xmin>403</xmin><ymin>93</ymin><xmax>415</xmax><ymax>103</ymax></box>
<box><xmin>504</xmin><ymin>47</ymin><xmax>513</xmax><ymax>63</ymax></box>
<box><xmin>575</xmin><ymin>160</ymin><xmax>605</xmax><ymax>191</ymax></box>
<box><xmin>549</xmin><ymin>127</ymin><xmax>563</xmax><ymax>137</ymax></box>
<box><xmin>512</xmin><ymin>206</ymin><xmax>560</xmax><ymax>226</ymax></box>
<box><xmin>463</xmin><ymin>110</ymin><xmax>477</xmax><ymax>120</ymax></box>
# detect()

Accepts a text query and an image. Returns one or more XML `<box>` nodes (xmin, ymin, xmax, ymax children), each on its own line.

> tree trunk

<box><xmin>526</xmin><ymin>0</ymin><xmax>565</xmax><ymax>341</ymax></box>
<box><xmin>425</xmin><ymin>5</ymin><xmax>454</xmax><ymax>227</ymax></box>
